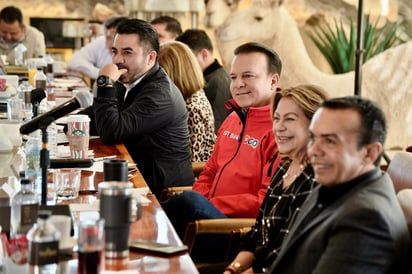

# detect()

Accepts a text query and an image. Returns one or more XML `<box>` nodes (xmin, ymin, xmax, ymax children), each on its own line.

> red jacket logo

<box><xmin>223</xmin><ymin>130</ymin><xmax>239</xmax><ymax>140</ymax></box>
<box><xmin>244</xmin><ymin>135</ymin><xmax>259</xmax><ymax>148</ymax></box>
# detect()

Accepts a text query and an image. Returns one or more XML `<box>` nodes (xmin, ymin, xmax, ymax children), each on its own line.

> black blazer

<box><xmin>86</xmin><ymin>63</ymin><xmax>195</xmax><ymax>196</ymax></box>
<box><xmin>269</xmin><ymin>171</ymin><xmax>411</xmax><ymax>274</ymax></box>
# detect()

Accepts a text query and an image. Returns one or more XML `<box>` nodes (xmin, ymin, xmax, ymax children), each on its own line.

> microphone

<box><xmin>20</xmin><ymin>91</ymin><xmax>93</xmax><ymax>135</ymax></box>
<box><xmin>49</xmin><ymin>158</ymin><xmax>94</xmax><ymax>169</ymax></box>
<box><xmin>30</xmin><ymin>88</ymin><xmax>47</xmax><ymax>118</ymax></box>
<box><xmin>30</xmin><ymin>88</ymin><xmax>47</xmax><ymax>104</ymax></box>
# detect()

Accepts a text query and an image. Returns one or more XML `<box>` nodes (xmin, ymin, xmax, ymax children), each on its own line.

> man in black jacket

<box><xmin>177</xmin><ymin>29</ymin><xmax>232</xmax><ymax>132</ymax></box>
<box><xmin>88</xmin><ymin>18</ymin><xmax>194</xmax><ymax>197</ymax></box>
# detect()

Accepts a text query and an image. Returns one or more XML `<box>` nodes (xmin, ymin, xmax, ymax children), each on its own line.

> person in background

<box><xmin>150</xmin><ymin>15</ymin><xmax>182</xmax><ymax>44</ymax></box>
<box><xmin>269</xmin><ymin>96</ymin><xmax>411</xmax><ymax>273</ymax></box>
<box><xmin>176</xmin><ymin>29</ymin><xmax>232</xmax><ymax>132</ymax></box>
<box><xmin>0</xmin><ymin>6</ymin><xmax>45</xmax><ymax>65</ymax></box>
<box><xmin>198</xmin><ymin>85</ymin><xmax>327</xmax><ymax>274</ymax></box>
<box><xmin>67</xmin><ymin>16</ymin><xmax>128</xmax><ymax>80</ymax></box>
<box><xmin>161</xmin><ymin>43</ymin><xmax>282</xmax><ymax>262</ymax></box>
<box><xmin>85</xmin><ymin>18</ymin><xmax>194</xmax><ymax>197</ymax></box>
<box><xmin>158</xmin><ymin>41</ymin><xmax>216</xmax><ymax>162</ymax></box>
<box><xmin>87</xmin><ymin>20</ymin><xmax>104</xmax><ymax>41</ymax></box>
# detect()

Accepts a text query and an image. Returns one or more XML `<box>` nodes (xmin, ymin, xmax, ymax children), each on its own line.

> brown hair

<box><xmin>271</xmin><ymin>84</ymin><xmax>328</xmax><ymax>122</ymax></box>
<box><xmin>158</xmin><ymin>41</ymin><xmax>205</xmax><ymax>99</ymax></box>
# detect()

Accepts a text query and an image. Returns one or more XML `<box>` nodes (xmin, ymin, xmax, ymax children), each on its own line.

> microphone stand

<box><xmin>33</xmin><ymin>102</ymin><xmax>40</xmax><ymax>118</ymax></box>
<box><xmin>39</xmin><ymin>117</ymin><xmax>54</xmax><ymax>205</ymax></box>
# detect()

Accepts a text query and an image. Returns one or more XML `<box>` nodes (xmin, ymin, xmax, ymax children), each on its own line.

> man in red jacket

<box><xmin>161</xmin><ymin>42</ymin><xmax>281</xmax><ymax>260</ymax></box>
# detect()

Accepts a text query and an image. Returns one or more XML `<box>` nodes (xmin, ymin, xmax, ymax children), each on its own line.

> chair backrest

<box><xmin>387</xmin><ymin>152</ymin><xmax>412</xmax><ymax>273</ymax></box>
<box><xmin>387</xmin><ymin>152</ymin><xmax>412</xmax><ymax>193</ymax></box>
<box><xmin>183</xmin><ymin>218</ymin><xmax>255</xmax><ymax>262</ymax></box>
<box><xmin>192</xmin><ymin>161</ymin><xmax>206</xmax><ymax>178</ymax></box>
<box><xmin>397</xmin><ymin>189</ymin><xmax>412</xmax><ymax>238</ymax></box>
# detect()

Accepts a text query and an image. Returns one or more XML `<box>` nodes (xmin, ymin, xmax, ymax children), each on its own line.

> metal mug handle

<box><xmin>135</xmin><ymin>200</ymin><xmax>142</xmax><ymax>221</ymax></box>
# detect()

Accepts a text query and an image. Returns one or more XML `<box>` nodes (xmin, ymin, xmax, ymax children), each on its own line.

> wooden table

<box><xmin>0</xmin><ymin>138</ymin><xmax>198</xmax><ymax>273</ymax></box>
<box><xmin>73</xmin><ymin>139</ymin><xmax>198</xmax><ymax>273</ymax></box>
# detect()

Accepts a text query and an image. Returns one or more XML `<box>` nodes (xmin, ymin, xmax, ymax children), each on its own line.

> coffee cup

<box><xmin>67</xmin><ymin>114</ymin><xmax>90</xmax><ymax>159</ymax></box>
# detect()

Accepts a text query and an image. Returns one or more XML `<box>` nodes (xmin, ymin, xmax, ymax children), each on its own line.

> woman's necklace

<box><xmin>282</xmin><ymin>164</ymin><xmax>306</xmax><ymax>179</ymax></box>
<box><xmin>261</xmin><ymin>161</ymin><xmax>306</xmax><ymax>245</ymax></box>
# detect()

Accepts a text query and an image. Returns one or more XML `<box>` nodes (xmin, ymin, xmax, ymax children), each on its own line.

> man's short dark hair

<box><xmin>176</xmin><ymin>29</ymin><xmax>213</xmax><ymax>53</ymax></box>
<box><xmin>234</xmin><ymin>42</ymin><xmax>282</xmax><ymax>76</ymax></box>
<box><xmin>321</xmin><ymin>96</ymin><xmax>387</xmax><ymax>165</ymax></box>
<box><xmin>116</xmin><ymin>18</ymin><xmax>159</xmax><ymax>54</ymax></box>
<box><xmin>104</xmin><ymin>16</ymin><xmax>128</xmax><ymax>30</ymax></box>
<box><xmin>150</xmin><ymin>15</ymin><xmax>182</xmax><ymax>37</ymax></box>
<box><xmin>0</xmin><ymin>6</ymin><xmax>23</xmax><ymax>25</ymax></box>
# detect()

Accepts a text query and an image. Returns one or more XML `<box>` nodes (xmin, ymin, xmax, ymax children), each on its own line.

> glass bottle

<box><xmin>25</xmin><ymin>130</ymin><xmax>42</xmax><ymax>199</ymax></box>
<box><xmin>37</xmin><ymin>56</ymin><xmax>46</xmax><ymax>74</ymax></box>
<box><xmin>35</xmin><ymin>58</ymin><xmax>48</xmax><ymax>115</ymax></box>
<box><xmin>44</xmin><ymin>54</ymin><xmax>54</xmax><ymax>90</ymax></box>
<box><xmin>47</xmin><ymin>122</ymin><xmax>57</xmax><ymax>158</ymax></box>
<box><xmin>10</xmin><ymin>178</ymin><xmax>39</xmax><ymax>237</ymax></box>
<box><xmin>14</xmin><ymin>43</ymin><xmax>26</xmax><ymax>66</ymax></box>
<box><xmin>27</xmin><ymin>210</ymin><xmax>60</xmax><ymax>274</ymax></box>
<box><xmin>18</xmin><ymin>77</ymin><xmax>33</xmax><ymax>120</ymax></box>
<box><xmin>34</xmin><ymin>67</ymin><xmax>47</xmax><ymax>90</ymax></box>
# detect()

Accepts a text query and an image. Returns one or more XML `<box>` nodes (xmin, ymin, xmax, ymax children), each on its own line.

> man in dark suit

<box><xmin>90</xmin><ymin>19</ymin><xmax>194</xmax><ymax>197</ymax></box>
<box><xmin>269</xmin><ymin>96</ymin><xmax>411</xmax><ymax>273</ymax></box>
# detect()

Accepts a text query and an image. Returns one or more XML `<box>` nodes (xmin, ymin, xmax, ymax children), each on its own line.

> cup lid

<box><xmin>67</xmin><ymin>114</ymin><xmax>90</xmax><ymax>123</ymax></box>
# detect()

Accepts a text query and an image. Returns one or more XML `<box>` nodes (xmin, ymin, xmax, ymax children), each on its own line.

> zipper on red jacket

<box><xmin>210</xmin><ymin>106</ymin><xmax>248</xmax><ymax>198</ymax></box>
<box><xmin>266</xmin><ymin>151</ymin><xmax>280</xmax><ymax>178</ymax></box>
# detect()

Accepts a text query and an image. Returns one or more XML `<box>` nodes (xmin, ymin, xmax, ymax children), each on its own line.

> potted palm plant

<box><xmin>307</xmin><ymin>15</ymin><xmax>403</xmax><ymax>74</ymax></box>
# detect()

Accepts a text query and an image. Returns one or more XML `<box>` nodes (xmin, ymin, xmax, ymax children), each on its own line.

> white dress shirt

<box><xmin>67</xmin><ymin>36</ymin><xmax>112</xmax><ymax>79</ymax></box>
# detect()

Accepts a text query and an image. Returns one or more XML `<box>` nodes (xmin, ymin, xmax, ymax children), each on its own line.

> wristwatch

<box><xmin>96</xmin><ymin>75</ymin><xmax>115</xmax><ymax>87</ymax></box>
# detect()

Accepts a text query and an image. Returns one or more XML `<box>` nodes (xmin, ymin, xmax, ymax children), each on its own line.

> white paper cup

<box><xmin>67</xmin><ymin>114</ymin><xmax>90</xmax><ymax>159</ymax></box>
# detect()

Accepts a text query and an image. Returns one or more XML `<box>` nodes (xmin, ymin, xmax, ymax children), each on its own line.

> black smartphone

<box><xmin>129</xmin><ymin>240</ymin><xmax>188</xmax><ymax>256</ymax></box>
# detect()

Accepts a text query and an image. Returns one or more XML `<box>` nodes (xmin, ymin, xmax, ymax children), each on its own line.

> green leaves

<box><xmin>307</xmin><ymin>15</ymin><xmax>404</xmax><ymax>74</ymax></box>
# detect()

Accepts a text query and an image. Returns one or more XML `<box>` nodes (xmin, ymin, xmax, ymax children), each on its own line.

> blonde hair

<box><xmin>271</xmin><ymin>84</ymin><xmax>328</xmax><ymax>122</ymax></box>
<box><xmin>272</xmin><ymin>84</ymin><xmax>328</xmax><ymax>165</ymax></box>
<box><xmin>158</xmin><ymin>41</ymin><xmax>205</xmax><ymax>99</ymax></box>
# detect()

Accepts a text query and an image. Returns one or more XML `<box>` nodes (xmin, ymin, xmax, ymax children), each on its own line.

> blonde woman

<box><xmin>159</xmin><ymin>41</ymin><xmax>216</xmax><ymax>162</ymax></box>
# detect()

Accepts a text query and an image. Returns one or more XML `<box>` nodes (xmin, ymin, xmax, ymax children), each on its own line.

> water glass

<box><xmin>6</xmin><ymin>97</ymin><xmax>24</xmax><ymax>121</ymax></box>
<box><xmin>77</xmin><ymin>219</ymin><xmax>105</xmax><ymax>274</ymax></box>
<box><xmin>53</xmin><ymin>168</ymin><xmax>81</xmax><ymax>200</ymax></box>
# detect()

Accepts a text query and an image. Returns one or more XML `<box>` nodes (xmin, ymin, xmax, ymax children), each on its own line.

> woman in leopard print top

<box><xmin>159</xmin><ymin>41</ymin><xmax>216</xmax><ymax>162</ymax></box>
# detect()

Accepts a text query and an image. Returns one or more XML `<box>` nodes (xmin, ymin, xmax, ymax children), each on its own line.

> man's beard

<box><xmin>118</xmin><ymin>74</ymin><xmax>127</xmax><ymax>84</ymax></box>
